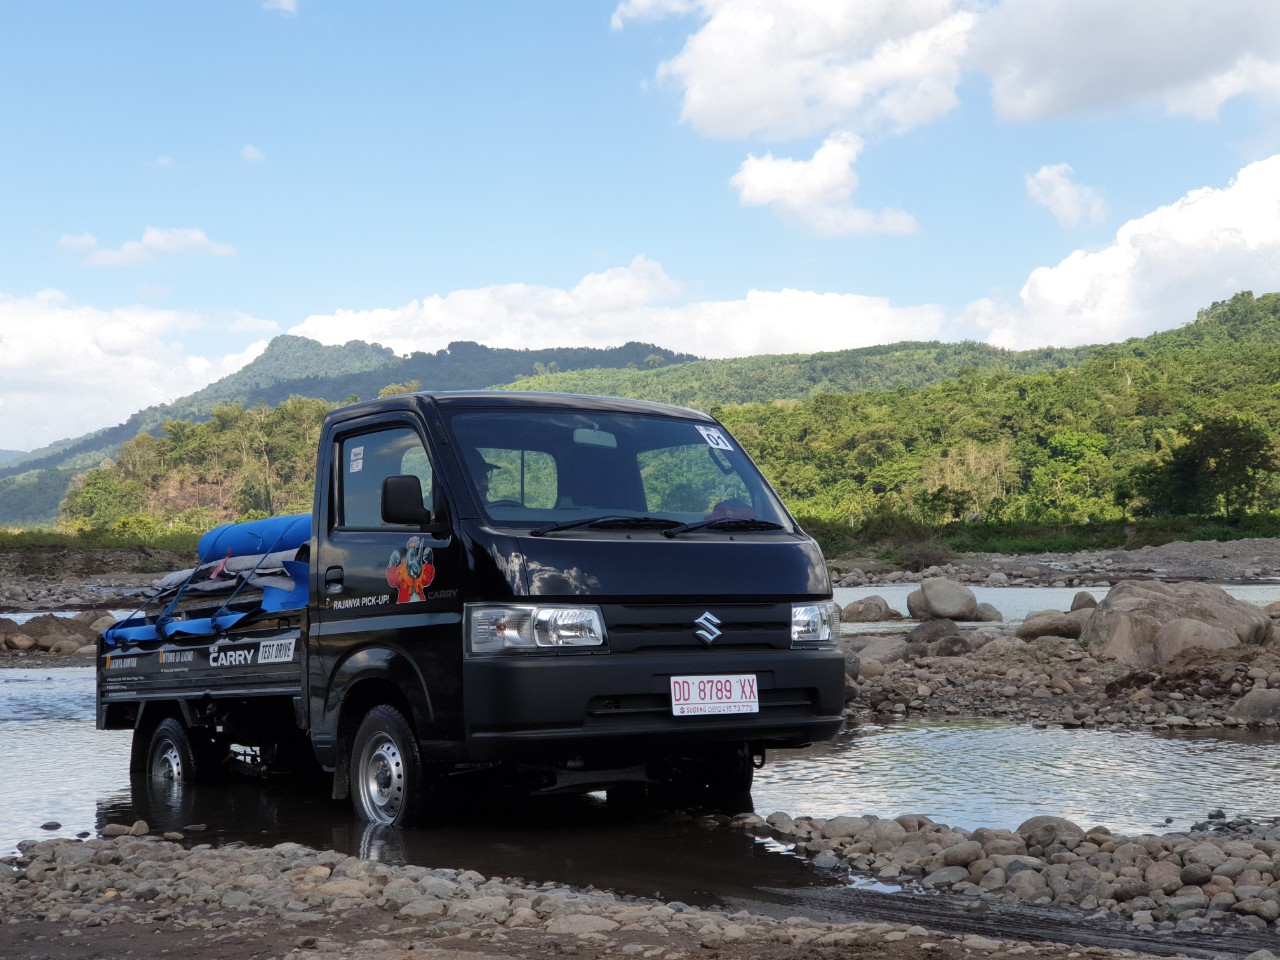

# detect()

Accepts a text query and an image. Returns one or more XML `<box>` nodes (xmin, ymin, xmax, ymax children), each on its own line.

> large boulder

<box><xmin>917</xmin><ymin>578</ymin><xmax>978</xmax><ymax>621</ymax></box>
<box><xmin>1081</xmin><ymin>580</ymin><xmax>1272</xmax><ymax>668</ymax></box>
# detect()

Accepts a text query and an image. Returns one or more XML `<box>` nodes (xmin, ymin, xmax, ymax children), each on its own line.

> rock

<box><xmin>1153</xmin><ymin>618</ymin><xmax>1240</xmax><ymax>665</ymax></box>
<box><xmin>941</xmin><ymin>840</ymin><xmax>984</xmax><ymax>867</ymax></box>
<box><xmin>906</xmin><ymin>589</ymin><xmax>927</xmax><ymax>619</ymax></box>
<box><xmin>922</xmin><ymin>865</ymin><xmax>970</xmax><ymax>888</ymax></box>
<box><xmin>5</xmin><ymin>633</ymin><xmax>35</xmax><ymax>652</ymax></box>
<box><xmin>857</xmin><ymin>636</ymin><xmax>909</xmax><ymax>664</ymax></box>
<box><xmin>1144</xmin><ymin>860</ymin><xmax>1183</xmax><ymax>894</ymax></box>
<box><xmin>1183</xmin><ymin>842</ymin><xmax>1228</xmax><ymax>870</ymax></box>
<box><xmin>931</xmin><ymin>635</ymin><xmax>973</xmax><ymax>657</ymax></box>
<box><xmin>89</xmin><ymin>614</ymin><xmax>118</xmax><ymax>635</ymax></box>
<box><xmin>858</xmin><ymin>659</ymin><xmax>886</xmax><ymax>679</ymax></box>
<box><xmin>974</xmin><ymin>602</ymin><xmax>1004</xmax><ymax>622</ymax></box>
<box><xmin>821</xmin><ymin>816</ymin><xmax>869</xmax><ymax>839</ymax></box>
<box><xmin>1070</xmin><ymin>591</ymin><xmax>1098</xmax><ymax>611</ymax></box>
<box><xmin>1016</xmin><ymin>816</ymin><xmax>1084</xmax><ymax>848</ymax></box>
<box><xmin>918</xmin><ymin>578</ymin><xmax>978</xmax><ymax>621</ymax></box>
<box><xmin>49</xmin><ymin>638</ymin><xmax>85</xmax><ymax>655</ymax></box>
<box><xmin>1180</xmin><ymin>862</ymin><xmax>1214</xmax><ymax>886</ymax></box>
<box><xmin>545</xmin><ymin>915</ymin><xmax>620</xmax><ymax>935</ymax></box>
<box><xmin>845</xmin><ymin>596</ymin><xmax>898</xmax><ymax>622</ymax></box>
<box><xmin>907</xmin><ymin>619</ymin><xmax>959</xmax><ymax>643</ymax></box>
<box><xmin>1015</xmin><ymin>612</ymin><xmax>1082</xmax><ymax>640</ymax></box>
<box><xmin>1082</xmin><ymin>580</ymin><xmax>1273</xmax><ymax>668</ymax></box>
<box><xmin>1227</xmin><ymin>688</ymin><xmax>1280</xmax><ymax>722</ymax></box>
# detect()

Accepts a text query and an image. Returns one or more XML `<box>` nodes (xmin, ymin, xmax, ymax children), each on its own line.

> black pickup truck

<box><xmin>98</xmin><ymin>391</ymin><xmax>848</xmax><ymax>825</ymax></box>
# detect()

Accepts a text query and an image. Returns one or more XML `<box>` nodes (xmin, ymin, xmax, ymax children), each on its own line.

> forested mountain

<box><xmin>501</xmin><ymin>341</ymin><xmax>1094</xmax><ymax>409</ymax></box>
<box><xmin>15</xmin><ymin>291</ymin><xmax>1280</xmax><ymax>535</ymax></box>
<box><xmin>0</xmin><ymin>450</ymin><xmax>26</xmax><ymax>467</ymax></box>
<box><xmin>0</xmin><ymin>337</ymin><xmax>695</xmax><ymax>524</ymax></box>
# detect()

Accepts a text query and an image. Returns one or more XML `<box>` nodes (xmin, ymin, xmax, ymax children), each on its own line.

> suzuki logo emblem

<box><xmin>694</xmin><ymin>611</ymin><xmax>722</xmax><ymax>645</ymax></box>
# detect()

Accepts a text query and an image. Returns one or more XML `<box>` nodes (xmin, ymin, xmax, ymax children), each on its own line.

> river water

<box><xmin>3</xmin><ymin>583</ymin><xmax>1279</xmax><ymax>905</ymax></box>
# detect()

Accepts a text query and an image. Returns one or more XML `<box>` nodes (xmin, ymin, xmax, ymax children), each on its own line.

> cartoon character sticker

<box><xmin>386</xmin><ymin>536</ymin><xmax>435</xmax><ymax>603</ymax></box>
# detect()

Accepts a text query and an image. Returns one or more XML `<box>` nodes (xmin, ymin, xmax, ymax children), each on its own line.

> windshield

<box><xmin>446</xmin><ymin>409</ymin><xmax>792</xmax><ymax>531</ymax></box>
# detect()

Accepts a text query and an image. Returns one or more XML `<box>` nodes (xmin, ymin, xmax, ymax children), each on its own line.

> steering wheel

<box><xmin>487</xmin><ymin>499</ymin><xmax>523</xmax><ymax>508</ymax></box>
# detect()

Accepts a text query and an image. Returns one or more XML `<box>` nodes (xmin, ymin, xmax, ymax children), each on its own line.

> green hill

<box><xmin>12</xmin><ymin>291</ymin><xmax>1280</xmax><ymax>534</ymax></box>
<box><xmin>500</xmin><ymin>340</ymin><xmax>1093</xmax><ymax>409</ymax></box>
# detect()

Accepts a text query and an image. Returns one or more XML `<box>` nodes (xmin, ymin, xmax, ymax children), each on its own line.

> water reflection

<box><xmin>96</xmin><ymin>773</ymin><xmax>827</xmax><ymax>907</ymax></box>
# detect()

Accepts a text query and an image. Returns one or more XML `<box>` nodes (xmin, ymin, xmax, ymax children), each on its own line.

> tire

<box><xmin>665</xmin><ymin>742</ymin><xmax>755</xmax><ymax>813</ymax></box>
<box><xmin>703</xmin><ymin>742</ymin><xmax>755</xmax><ymax>813</ymax></box>
<box><xmin>350</xmin><ymin>705</ymin><xmax>427</xmax><ymax>826</ymax></box>
<box><xmin>146</xmin><ymin>717</ymin><xmax>205</xmax><ymax>784</ymax></box>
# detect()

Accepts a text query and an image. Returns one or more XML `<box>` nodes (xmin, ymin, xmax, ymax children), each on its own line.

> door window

<box><xmin>338</xmin><ymin>426</ymin><xmax>434</xmax><ymax>528</ymax></box>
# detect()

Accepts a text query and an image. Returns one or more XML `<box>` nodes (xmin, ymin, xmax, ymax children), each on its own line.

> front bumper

<box><xmin>461</xmin><ymin>647</ymin><xmax>846</xmax><ymax>761</ymax></box>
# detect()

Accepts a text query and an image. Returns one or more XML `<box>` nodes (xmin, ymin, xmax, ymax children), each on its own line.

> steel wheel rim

<box><xmin>152</xmin><ymin>740</ymin><xmax>183</xmax><ymax>783</ymax></box>
<box><xmin>357</xmin><ymin>733</ymin><xmax>404</xmax><ymax>823</ymax></box>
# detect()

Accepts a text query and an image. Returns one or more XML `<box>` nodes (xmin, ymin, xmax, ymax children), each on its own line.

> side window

<box><xmin>338</xmin><ymin>426</ymin><xmax>434</xmax><ymax>528</ymax></box>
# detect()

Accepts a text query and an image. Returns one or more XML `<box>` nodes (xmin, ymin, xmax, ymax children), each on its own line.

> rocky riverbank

<box><xmin>6</xmin><ymin>828</ymin><xmax>1280</xmax><ymax>960</ymax></box>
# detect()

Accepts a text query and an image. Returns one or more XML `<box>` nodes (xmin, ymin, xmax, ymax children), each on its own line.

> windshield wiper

<box><xmin>662</xmin><ymin>517</ymin><xmax>786</xmax><ymax>538</ymax></box>
<box><xmin>530</xmin><ymin>515</ymin><xmax>680</xmax><ymax>537</ymax></box>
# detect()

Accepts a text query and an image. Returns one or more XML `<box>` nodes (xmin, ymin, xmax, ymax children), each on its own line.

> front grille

<box><xmin>604</xmin><ymin>603</ymin><xmax>791</xmax><ymax>653</ymax></box>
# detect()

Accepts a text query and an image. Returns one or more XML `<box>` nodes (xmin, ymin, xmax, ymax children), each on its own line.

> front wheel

<box><xmin>350</xmin><ymin>705</ymin><xmax>427</xmax><ymax>826</ymax></box>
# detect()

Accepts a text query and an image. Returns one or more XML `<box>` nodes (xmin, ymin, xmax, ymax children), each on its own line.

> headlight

<box><xmin>466</xmin><ymin>604</ymin><xmax>607</xmax><ymax>655</ymax></box>
<box><xmin>791</xmin><ymin>601</ymin><xmax>839</xmax><ymax>648</ymax></box>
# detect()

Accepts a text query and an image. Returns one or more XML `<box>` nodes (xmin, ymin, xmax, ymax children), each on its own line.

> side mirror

<box><xmin>381</xmin><ymin>475</ymin><xmax>433</xmax><ymax>526</ymax></box>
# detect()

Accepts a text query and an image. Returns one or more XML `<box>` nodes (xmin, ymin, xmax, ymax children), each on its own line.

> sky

<box><xmin>2</xmin><ymin>1</ymin><xmax>1280</xmax><ymax>453</ymax></box>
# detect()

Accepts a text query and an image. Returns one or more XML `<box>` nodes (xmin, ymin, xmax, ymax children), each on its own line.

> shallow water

<box><xmin>4</xmin><ymin>669</ymin><xmax>1278</xmax><ymax>875</ymax></box>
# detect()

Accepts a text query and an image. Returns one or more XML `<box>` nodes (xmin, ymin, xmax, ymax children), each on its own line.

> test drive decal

<box><xmin>387</xmin><ymin>536</ymin><xmax>435</xmax><ymax>602</ymax></box>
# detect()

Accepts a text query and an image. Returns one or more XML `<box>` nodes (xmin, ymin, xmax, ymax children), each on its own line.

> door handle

<box><xmin>324</xmin><ymin>566</ymin><xmax>344</xmax><ymax>594</ymax></box>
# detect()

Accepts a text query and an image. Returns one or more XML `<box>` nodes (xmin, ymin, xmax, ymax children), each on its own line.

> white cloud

<box><xmin>242</xmin><ymin>144</ymin><xmax>265</xmax><ymax>162</ymax></box>
<box><xmin>1025</xmin><ymin>164</ymin><xmax>1108</xmax><ymax>228</ymax></box>
<box><xmin>289</xmin><ymin>254</ymin><xmax>944</xmax><ymax>359</ymax></box>
<box><xmin>611</xmin><ymin>0</ymin><xmax>697</xmax><ymax>30</ymax></box>
<box><xmin>969</xmin><ymin>0</ymin><xmax>1280</xmax><ymax>121</ymax></box>
<box><xmin>731</xmin><ymin>132</ymin><xmax>918</xmax><ymax>236</ymax></box>
<box><xmin>84</xmin><ymin>227</ymin><xmax>236</xmax><ymax>266</ymax></box>
<box><xmin>619</xmin><ymin>1</ymin><xmax>1280</xmax><ymax>235</ymax></box>
<box><xmin>152</xmin><ymin>155</ymin><xmax>175</xmax><ymax>169</ymax></box>
<box><xmin>978</xmin><ymin>154</ymin><xmax>1280</xmax><ymax>348</ymax></box>
<box><xmin>57</xmin><ymin>232</ymin><xmax>98</xmax><ymax>251</ymax></box>
<box><xmin>0</xmin><ymin>294</ymin><xmax>258</xmax><ymax>451</ymax></box>
<box><xmin>263</xmin><ymin>0</ymin><xmax>297</xmax><ymax>13</ymax></box>
<box><xmin>634</xmin><ymin>0</ymin><xmax>973</xmax><ymax>140</ymax></box>
<box><xmin>230</xmin><ymin>311</ymin><xmax>280</xmax><ymax>335</ymax></box>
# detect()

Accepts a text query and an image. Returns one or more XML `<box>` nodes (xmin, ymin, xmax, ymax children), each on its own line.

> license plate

<box><xmin>670</xmin><ymin>674</ymin><xmax>758</xmax><ymax>716</ymax></box>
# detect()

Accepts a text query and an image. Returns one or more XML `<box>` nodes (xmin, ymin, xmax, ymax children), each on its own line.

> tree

<box><xmin>60</xmin><ymin>465</ymin><xmax>147</xmax><ymax>533</ymax></box>
<box><xmin>1132</xmin><ymin>416</ymin><xmax>1277</xmax><ymax>516</ymax></box>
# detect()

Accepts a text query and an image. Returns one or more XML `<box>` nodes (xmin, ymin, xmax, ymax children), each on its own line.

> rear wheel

<box><xmin>146</xmin><ymin>718</ymin><xmax>209</xmax><ymax>784</ymax></box>
<box><xmin>350</xmin><ymin>705</ymin><xmax>427</xmax><ymax>826</ymax></box>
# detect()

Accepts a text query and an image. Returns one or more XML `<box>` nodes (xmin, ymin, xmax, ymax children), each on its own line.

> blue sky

<box><xmin>2</xmin><ymin>0</ymin><xmax>1279</xmax><ymax>452</ymax></box>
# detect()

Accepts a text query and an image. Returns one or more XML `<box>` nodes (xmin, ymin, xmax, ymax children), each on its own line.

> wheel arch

<box><xmin>127</xmin><ymin>700</ymin><xmax>196</xmax><ymax>772</ymax></box>
<box><xmin>329</xmin><ymin>667</ymin><xmax>426</xmax><ymax>801</ymax></box>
